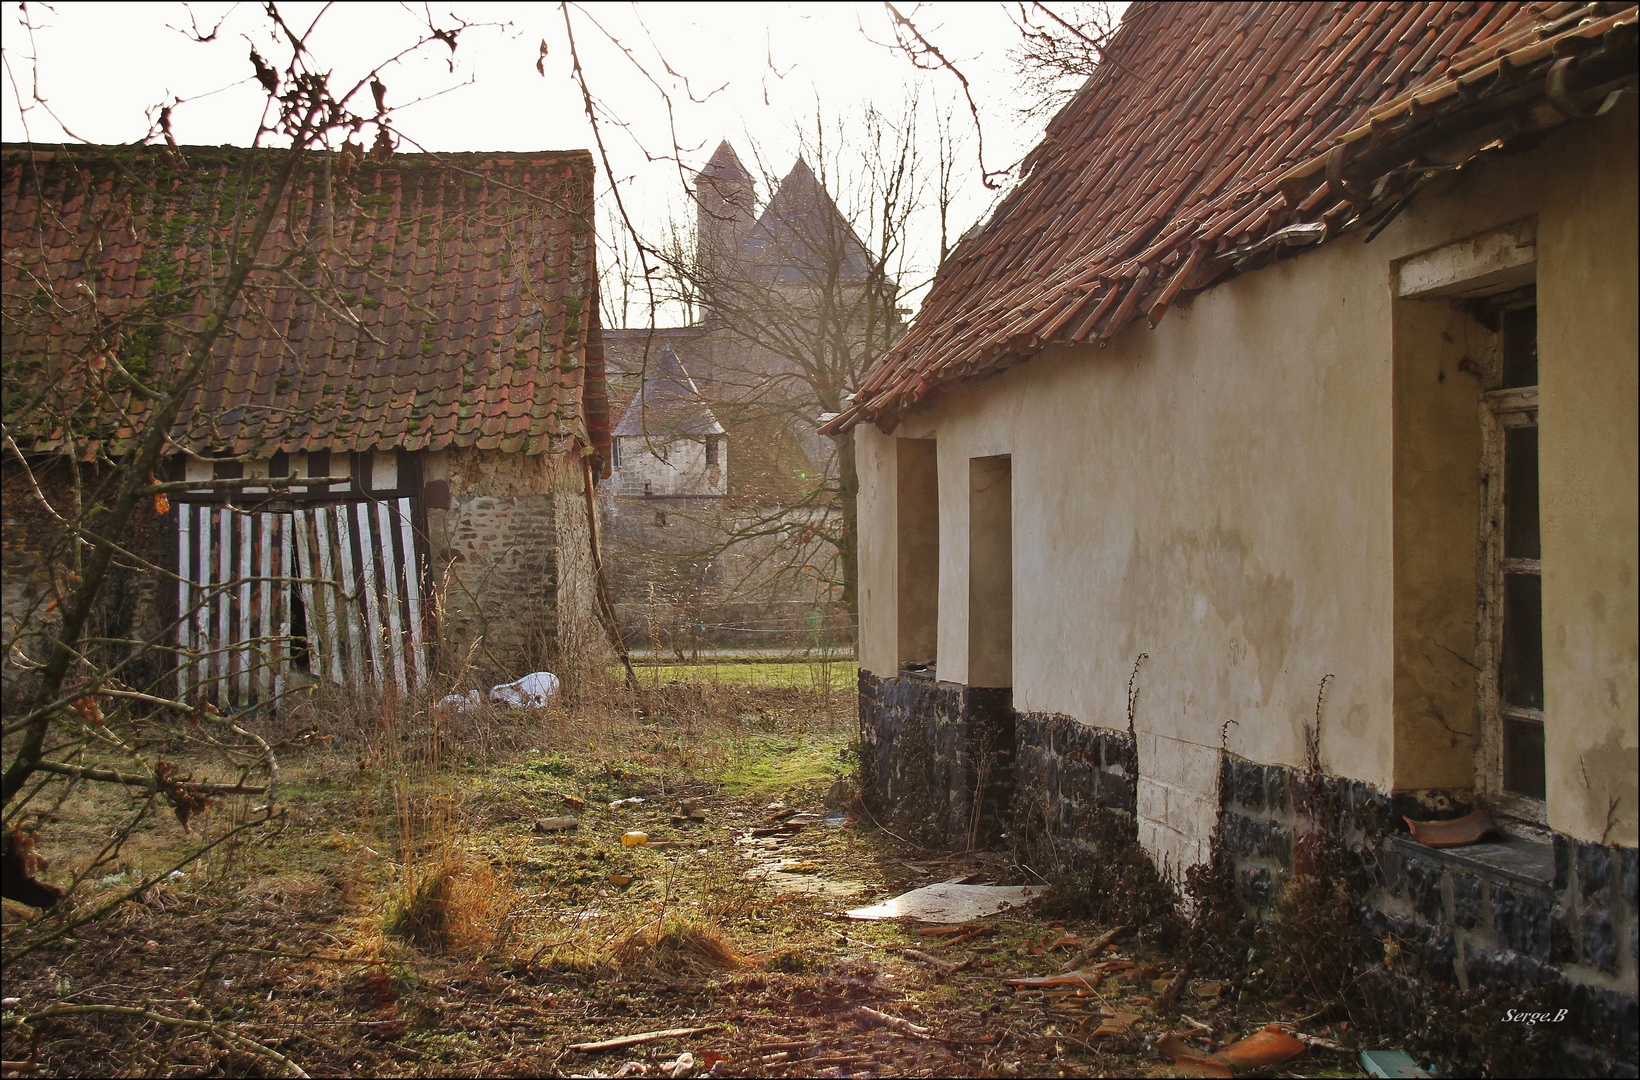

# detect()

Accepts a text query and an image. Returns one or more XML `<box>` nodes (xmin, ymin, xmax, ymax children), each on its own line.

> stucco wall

<box><xmin>855</xmin><ymin>101</ymin><xmax>1638</xmax><ymax>867</ymax></box>
<box><xmin>1535</xmin><ymin>107</ymin><xmax>1639</xmax><ymax>846</ymax></box>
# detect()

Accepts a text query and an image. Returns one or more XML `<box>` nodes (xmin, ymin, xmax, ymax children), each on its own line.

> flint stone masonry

<box><xmin>1218</xmin><ymin>752</ymin><xmax>1638</xmax><ymax>1074</ymax></box>
<box><xmin>857</xmin><ymin>670</ymin><xmax>1014</xmax><ymax>848</ymax></box>
<box><xmin>1012</xmin><ymin>711</ymin><xmax>1137</xmax><ymax>861</ymax></box>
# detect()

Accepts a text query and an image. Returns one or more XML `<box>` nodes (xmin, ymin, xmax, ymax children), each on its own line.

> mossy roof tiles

<box><xmin>2</xmin><ymin>144</ymin><xmax>610</xmax><ymax>461</ymax></box>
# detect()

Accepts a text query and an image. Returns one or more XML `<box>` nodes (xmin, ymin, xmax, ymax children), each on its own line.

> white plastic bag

<box><xmin>489</xmin><ymin>671</ymin><xmax>560</xmax><ymax>708</ymax></box>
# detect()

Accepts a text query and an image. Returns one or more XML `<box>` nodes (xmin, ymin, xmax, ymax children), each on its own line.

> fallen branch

<box><xmin>31</xmin><ymin>760</ymin><xmax>266</xmax><ymax>796</ymax></box>
<box><xmin>901</xmin><ymin>947</ymin><xmax>960</xmax><ymax>972</ymax></box>
<box><xmin>853</xmin><ymin>1006</ymin><xmax>929</xmax><ymax>1037</ymax></box>
<box><xmin>1058</xmin><ymin>924</ymin><xmax>1125</xmax><ymax>973</ymax></box>
<box><xmin>0</xmin><ymin>1003</ymin><xmax>307</xmax><ymax>1078</ymax></box>
<box><xmin>568</xmin><ymin>1026</ymin><xmax>719</xmax><ymax>1053</ymax></box>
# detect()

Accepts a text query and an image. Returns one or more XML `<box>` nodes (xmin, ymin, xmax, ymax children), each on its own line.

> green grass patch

<box><xmin>621</xmin><ymin>661</ymin><xmax>856</xmax><ymax>693</ymax></box>
<box><xmin>715</xmin><ymin>733</ymin><xmax>851</xmax><ymax>795</ymax></box>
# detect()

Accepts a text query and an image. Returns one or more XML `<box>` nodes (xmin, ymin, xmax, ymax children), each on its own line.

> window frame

<box><xmin>1475</xmin><ymin>296</ymin><xmax>1545</xmax><ymax>823</ymax></box>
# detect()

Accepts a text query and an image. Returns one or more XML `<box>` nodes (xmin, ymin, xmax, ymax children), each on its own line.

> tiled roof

<box><xmin>612</xmin><ymin>346</ymin><xmax>724</xmax><ymax>438</ymax></box>
<box><xmin>826</xmin><ymin>1</ymin><xmax>1637</xmax><ymax>433</ymax></box>
<box><xmin>740</xmin><ymin>158</ymin><xmax>871</xmax><ymax>283</ymax></box>
<box><xmin>2</xmin><ymin>144</ymin><xmax>609</xmax><ymax>460</ymax></box>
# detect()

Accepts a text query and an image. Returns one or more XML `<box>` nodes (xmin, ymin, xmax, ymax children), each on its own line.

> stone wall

<box><xmin>858</xmin><ymin>676</ymin><xmax>1637</xmax><ymax>1071</ymax></box>
<box><xmin>430</xmin><ymin>447</ymin><xmax>591</xmax><ymax>686</ymax></box>
<box><xmin>1012</xmin><ymin>711</ymin><xmax>1137</xmax><ymax>863</ymax></box>
<box><xmin>1216</xmin><ymin>753</ymin><xmax>1638</xmax><ymax>1073</ymax></box>
<box><xmin>857</xmin><ymin>670</ymin><xmax>1013</xmax><ymax>848</ymax></box>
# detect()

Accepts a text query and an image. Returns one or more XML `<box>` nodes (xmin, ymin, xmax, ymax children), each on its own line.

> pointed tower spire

<box><xmin>696</xmin><ymin>141</ymin><xmax>756</xmax><ymax>318</ymax></box>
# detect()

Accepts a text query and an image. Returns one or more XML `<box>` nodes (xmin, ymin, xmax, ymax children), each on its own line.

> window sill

<box><xmin>1388</xmin><ymin>831</ymin><xmax>1554</xmax><ymax>889</ymax></box>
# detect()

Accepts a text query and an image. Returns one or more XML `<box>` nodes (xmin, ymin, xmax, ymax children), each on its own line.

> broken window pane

<box><xmin>1504</xmin><ymin>426</ymin><xmax>1540</xmax><ymax>559</ymax></box>
<box><xmin>1501</xmin><ymin>572</ymin><xmax>1543</xmax><ymax>710</ymax></box>
<box><xmin>1503</xmin><ymin>717</ymin><xmax>1546</xmax><ymax>800</ymax></box>
<box><xmin>1501</xmin><ymin>306</ymin><xmax>1537</xmax><ymax>388</ymax></box>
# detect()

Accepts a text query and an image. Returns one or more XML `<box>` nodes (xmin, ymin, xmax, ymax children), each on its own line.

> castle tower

<box><xmin>695</xmin><ymin>140</ymin><xmax>756</xmax><ymax>319</ymax></box>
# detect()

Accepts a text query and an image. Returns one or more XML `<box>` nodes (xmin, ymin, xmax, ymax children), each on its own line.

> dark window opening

<box><xmin>654</xmin><ymin>509</ymin><xmax>667</xmax><ymax>527</ymax></box>
<box><xmin>705</xmin><ymin>437</ymin><xmax>719</xmax><ymax>467</ymax></box>
<box><xmin>644</xmin><ymin>480</ymin><xmax>653</xmax><ymax>496</ymax></box>
<box><xmin>307</xmin><ymin>450</ymin><xmax>330</xmax><ymax>493</ymax></box>
<box><xmin>612</xmin><ymin>437</ymin><xmax>622</xmax><ymax>468</ymax></box>
<box><xmin>1500</xmin><ymin>572</ymin><xmax>1543</xmax><ymax>710</ymax></box>
<box><xmin>1503</xmin><ymin>717</ymin><xmax>1546</xmax><ymax>801</ymax></box>
<box><xmin>1501</xmin><ymin>306</ymin><xmax>1538</xmax><ymax>389</ymax></box>
<box><xmin>1492</xmin><ymin>303</ymin><xmax>1542</xmax><ymax>802</ymax></box>
<box><xmin>1503</xmin><ymin>426</ymin><xmax>1540</xmax><ymax>559</ymax></box>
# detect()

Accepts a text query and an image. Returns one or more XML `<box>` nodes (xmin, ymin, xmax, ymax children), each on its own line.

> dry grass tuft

<box><xmin>615</xmin><ymin>915</ymin><xmax>744</xmax><ymax>978</ymax></box>
<box><xmin>385</xmin><ymin>851</ymin><xmax>516</xmax><ymax>955</ymax></box>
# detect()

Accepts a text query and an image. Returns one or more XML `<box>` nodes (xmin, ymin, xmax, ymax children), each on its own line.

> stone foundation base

<box><xmin>856</xmin><ymin>670</ymin><xmax>1637</xmax><ymax>1071</ymax></box>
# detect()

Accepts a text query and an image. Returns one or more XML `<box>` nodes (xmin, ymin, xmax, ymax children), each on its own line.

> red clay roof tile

<box><xmin>4</xmin><ymin>144</ymin><xmax>608</xmax><ymax>461</ymax></box>
<box><xmin>826</xmin><ymin>1</ymin><xmax>1635</xmax><ymax>433</ymax></box>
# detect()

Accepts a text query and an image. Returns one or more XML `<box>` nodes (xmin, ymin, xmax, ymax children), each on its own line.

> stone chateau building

<box><xmin>601</xmin><ymin>141</ymin><xmax>865</xmax><ymax>649</ymax></box>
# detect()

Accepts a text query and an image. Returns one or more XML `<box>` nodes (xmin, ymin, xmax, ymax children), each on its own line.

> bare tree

<box><xmin>0</xmin><ymin>2</ymin><xmax>488</xmax><ymax>945</ymax></box>
<box><xmin>629</xmin><ymin>100</ymin><xmax>961</xmax><ymax>628</ymax></box>
<box><xmin>1005</xmin><ymin>2</ymin><xmax>1122</xmax><ymax>120</ymax></box>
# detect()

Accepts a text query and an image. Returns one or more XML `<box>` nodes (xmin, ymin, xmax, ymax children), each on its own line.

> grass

<box><xmin>1</xmin><ymin>671</ymin><xmax>1377</xmax><ymax>1078</ymax></box>
<box><xmin>715</xmin><ymin>732</ymin><xmax>854</xmax><ymax>794</ymax></box>
<box><xmin>623</xmin><ymin>659</ymin><xmax>856</xmax><ymax>693</ymax></box>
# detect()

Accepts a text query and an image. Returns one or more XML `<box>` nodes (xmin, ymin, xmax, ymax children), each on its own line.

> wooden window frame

<box><xmin>1475</xmin><ymin>298</ymin><xmax>1544</xmax><ymax>824</ymax></box>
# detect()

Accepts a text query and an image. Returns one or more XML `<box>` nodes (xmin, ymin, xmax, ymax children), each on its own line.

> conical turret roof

<box><xmin>612</xmin><ymin>346</ymin><xmax>725</xmax><ymax>439</ymax></box>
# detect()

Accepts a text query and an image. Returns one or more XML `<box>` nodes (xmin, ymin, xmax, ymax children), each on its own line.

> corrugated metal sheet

<box><xmin>825</xmin><ymin>1</ymin><xmax>1637</xmax><ymax>433</ymax></box>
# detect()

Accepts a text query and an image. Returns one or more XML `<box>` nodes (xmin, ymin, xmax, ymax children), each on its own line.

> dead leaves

<box><xmin>249</xmin><ymin>48</ymin><xmax>279</xmax><ymax>94</ymax></box>
<box><xmin>154</xmin><ymin>760</ymin><xmax>213</xmax><ymax>833</ymax></box>
<box><xmin>72</xmin><ymin>696</ymin><xmax>104</xmax><ymax>726</ymax></box>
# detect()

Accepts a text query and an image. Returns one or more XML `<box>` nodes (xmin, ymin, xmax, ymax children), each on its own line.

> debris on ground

<box><xmin>490</xmin><ymin>670</ymin><xmax>561</xmax><ymax>707</ymax></box>
<box><xmin>1157</xmin><ymin>1024</ymin><xmax>1307</xmax><ymax>1078</ymax></box>
<box><xmin>844</xmin><ymin>881</ymin><xmax>1039</xmax><ymax>921</ymax></box>
<box><xmin>534</xmin><ymin>815</ymin><xmax>579</xmax><ymax>833</ymax></box>
<box><xmin>1360</xmin><ymin>1048</ymin><xmax>1433</xmax><ymax>1077</ymax></box>
<box><xmin>853</xmin><ymin>1005</ymin><xmax>930</xmax><ymax>1037</ymax></box>
<box><xmin>567</xmin><ymin>1027</ymin><xmax>720</xmax><ymax>1053</ymax></box>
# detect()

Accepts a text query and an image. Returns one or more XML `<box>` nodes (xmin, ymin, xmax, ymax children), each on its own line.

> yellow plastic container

<box><xmin>620</xmin><ymin>830</ymin><xmax>648</xmax><ymax>847</ymax></box>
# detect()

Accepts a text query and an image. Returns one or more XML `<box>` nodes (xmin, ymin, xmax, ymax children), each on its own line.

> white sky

<box><xmin>2</xmin><ymin>2</ymin><xmax>1122</xmax><ymax>322</ymax></box>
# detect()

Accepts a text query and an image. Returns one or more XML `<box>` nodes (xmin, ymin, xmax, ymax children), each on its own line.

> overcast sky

<box><xmin>2</xmin><ymin>2</ymin><xmax>1122</xmax><ymax>322</ymax></box>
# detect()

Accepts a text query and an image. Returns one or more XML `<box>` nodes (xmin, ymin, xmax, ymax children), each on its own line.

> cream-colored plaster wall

<box><xmin>1535</xmin><ymin>102</ymin><xmax>1638</xmax><ymax>846</ymax></box>
<box><xmin>853</xmin><ymin>101</ymin><xmax>1638</xmax><ymax>863</ymax></box>
<box><xmin>857</xmin><ymin>427</ymin><xmax>898</xmax><ymax>677</ymax></box>
<box><xmin>1390</xmin><ymin>299</ymin><xmax>1483</xmax><ymax>791</ymax></box>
